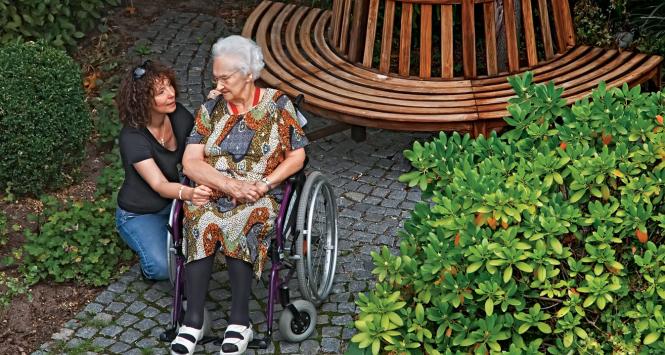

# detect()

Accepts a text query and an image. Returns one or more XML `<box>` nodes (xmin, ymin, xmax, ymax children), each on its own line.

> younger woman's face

<box><xmin>151</xmin><ymin>77</ymin><xmax>177</xmax><ymax>115</ymax></box>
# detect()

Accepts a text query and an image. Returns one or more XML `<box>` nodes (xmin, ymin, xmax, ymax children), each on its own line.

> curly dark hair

<box><xmin>117</xmin><ymin>60</ymin><xmax>179</xmax><ymax>128</ymax></box>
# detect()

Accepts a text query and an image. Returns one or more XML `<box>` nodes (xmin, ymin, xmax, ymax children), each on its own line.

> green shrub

<box><xmin>0</xmin><ymin>41</ymin><xmax>91</xmax><ymax>196</ymax></box>
<box><xmin>352</xmin><ymin>73</ymin><xmax>665</xmax><ymax>353</ymax></box>
<box><xmin>21</xmin><ymin>195</ymin><xmax>132</xmax><ymax>287</ymax></box>
<box><xmin>0</xmin><ymin>0</ymin><xmax>120</xmax><ymax>48</ymax></box>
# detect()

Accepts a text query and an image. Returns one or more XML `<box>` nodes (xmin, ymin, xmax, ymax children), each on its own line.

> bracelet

<box><xmin>178</xmin><ymin>185</ymin><xmax>185</xmax><ymax>200</ymax></box>
<box><xmin>260</xmin><ymin>177</ymin><xmax>272</xmax><ymax>190</ymax></box>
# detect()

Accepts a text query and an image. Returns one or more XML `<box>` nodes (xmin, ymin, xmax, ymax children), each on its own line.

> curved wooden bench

<box><xmin>242</xmin><ymin>0</ymin><xmax>662</xmax><ymax>139</ymax></box>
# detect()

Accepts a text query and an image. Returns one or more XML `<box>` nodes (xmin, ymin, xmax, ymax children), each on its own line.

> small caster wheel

<box><xmin>279</xmin><ymin>299</ymin><xmax>317</xmax><ymax>342</ymax></box>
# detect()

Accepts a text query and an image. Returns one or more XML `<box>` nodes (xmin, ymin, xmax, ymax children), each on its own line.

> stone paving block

<box><xmin>109</xmin><ymin>342</ymin><xmax>131</xmax><ymax>354</ymax></box>
<box><xmin>75</xmin><ymin>326</ymin><xmax>98</xmax><ymax>339</ymax></box>
<box><xmin>66</xmin><ymin>337</ymin><xmax>84</xmax><ymax>348</ymax></box>
<box><xmin>134</xmin><ymin>318</ymin><xmax>158</xmax><ymax>332</ymax></box>
<box><xmin>321</xmin><ymin>337</ymin><xmax>342</xmax><ymax>354</ymax></box>
<box><xmin>64</xmin><ymin>319</ymin><xmax>82</xmax><ymax>330</ymax></box>
<box><xmin>106</xmin><ymin>301</ymin><xmax>127</xmax><ymax>314</ymax></box>
<box><xmin>127</xmin><ymin>300</ymin><xmax>148</xmax><ymax>314</ymax></box>
<box><xmin>280</xmin><ymin>341</ymin><xmax>300</xmax><ymax>353</ymax></box>
<box><xmin>83</xmin><ymin>302</ymin><xmax>104</xmax><ymax>315</ymax></box>
<box><xmin>119</xmin><ymin>292</ymin><xmax>138</xmax><ymax>303</ymax></box>
<box><xmin>100</xmin><ymin>324</ymin><xmax>124</xmax><ymax>338</ymax></box>
<box><xmin>142</xmin><ymin>306</ymin><xmax>161</xmax><ymax>318</ymax></box>
<box><xmin>95</xmin><ymin>290</ymin><xmax>116</xmax><ymax>305</ymax></box>
<box><xmin>107</xmin><ymin>282</ymin><xmax>128</xmax><ymax>293</ymax></box>
<box><xmin>136</xmin><ymin>336</ymin><xmax>160</xmax><ymax>349</ymax></box>
<box><xmin>143</xmin><ymin>288</ymin><xmax>165</xmax><ymax>302</ymax></box>
<box><xmin>342</xmin><ymin>327</ymin><xmax>355</xmax><ymax>340</ymax></box>
<box><xmin>331</xmin><ymin>315</ymin><xmax>354</xmax><ymax>326</ymax></box>
<box><xmin>119</xmin><ymin>328</ymin><xmax>142</xmax><ymax>344</ymax></box>
<box><xmin>91</xmin><ymin>336</ymin><xmax>115</xmax><ymax>349</ymax></box>
<box><xmin>51</xmin><ymin>328</ymin><xmax>74</xmax><ymax>341</ymax></box>
<box><xmin>116</xmin><ymin>313</ymin><xmax>140</xmax><ymax>327</ymax></box>
<box><xmin>300</xmin><ymin>339</ymin><xmax>321</xmax><ymax>355</ymax></box>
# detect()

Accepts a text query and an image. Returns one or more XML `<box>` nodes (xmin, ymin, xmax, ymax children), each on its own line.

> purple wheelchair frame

<box><xmin>161</xmin><ymin>170</ymin><xmax>308</xmax><ymax>349</ymax></box>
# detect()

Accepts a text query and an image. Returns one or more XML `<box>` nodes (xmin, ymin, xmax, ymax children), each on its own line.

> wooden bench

<box><xmin>242</xmin><ymin>0</ymin><xmax>663</xmax><ymax>140</ymax></box>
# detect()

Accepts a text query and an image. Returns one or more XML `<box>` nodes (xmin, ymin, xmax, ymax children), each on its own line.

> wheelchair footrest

<box><xmin>213</xmin><ymin>336</ymin><xmax>269</xmax><ymax>349</ymax></box>
<box><xmin>248</xmin><ymin>337</ymin><xmax>271</xmax><ymax>349</ymax></box>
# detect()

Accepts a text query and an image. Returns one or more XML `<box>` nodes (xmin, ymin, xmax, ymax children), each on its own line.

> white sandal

<box><xmin>220</xmin><ymin>324</ymin><xmax>254</xmax><ymax>355</ymax></box>
<box><xmin>170</xmin><ymin>325</ymin><xmax>204</xmax><ymax>355</ymax></box>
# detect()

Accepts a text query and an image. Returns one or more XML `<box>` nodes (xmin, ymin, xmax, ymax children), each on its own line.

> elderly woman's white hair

<box><xmin>211</xmin><ymin>35</ymin><xmax>265</xmax><ymax>80</ymax></box>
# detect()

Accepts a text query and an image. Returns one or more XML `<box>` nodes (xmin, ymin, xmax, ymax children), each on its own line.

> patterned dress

<box><xmin>183</xmin><ymin>88</ymin><xmax>309</xmax><ymax>278</ymax></box>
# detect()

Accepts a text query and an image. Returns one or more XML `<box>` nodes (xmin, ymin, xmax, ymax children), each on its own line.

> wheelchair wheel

<box><xmin>167</xmin><ymin>201</ymin><xmax>179</xmax><ymax>286</ymax></box>
<box><xmin>279</xmin><ymin>299</ymin><xmax>317</xmax><ymax>342</ymax></box>
<box><xmin>295</xmin><ymin>171</ymin><xmax>338</xmax><ymax>306</ymax></box>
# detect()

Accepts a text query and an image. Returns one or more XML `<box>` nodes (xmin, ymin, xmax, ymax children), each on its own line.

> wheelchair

<box><xmin>159</xmin><ymin>95</ymin><xmax>339</xmax><ymax>350</ymax></box>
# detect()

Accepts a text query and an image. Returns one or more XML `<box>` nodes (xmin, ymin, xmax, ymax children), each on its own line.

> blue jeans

<box><xmin>115</xmin><ymin>204</ymin><xmax>171</xmax><ymax>280</ymax></box>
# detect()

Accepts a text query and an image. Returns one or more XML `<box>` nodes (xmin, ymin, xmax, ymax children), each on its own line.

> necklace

<box><xmin>228</xmin><ymin>87</ymin><xmax>261</xmax><ymax>115</ymax></box>
<box><xmin>150</xmin><ymin>117</ymin><xmax>168</xmax><ymax>146</ymax></box>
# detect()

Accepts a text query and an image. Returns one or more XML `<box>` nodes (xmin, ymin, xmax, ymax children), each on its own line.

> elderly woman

<box><xmin>116</xmin><ymin>60</ymin><xmax>212</xmax><ymax>281</ymax></box>
<box><xmin>170</xmin><ymin>36</ymin><xmax>308</xmax><ymax>355</ymax></box>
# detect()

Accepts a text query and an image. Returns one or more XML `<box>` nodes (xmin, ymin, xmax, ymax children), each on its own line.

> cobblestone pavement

<box><xmin>34</xmin><ymin>9</ymin><xmax>430</xmax><ymax>355</ymax></box>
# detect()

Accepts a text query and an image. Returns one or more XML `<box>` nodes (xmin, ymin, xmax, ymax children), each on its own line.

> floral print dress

<box><xmin>183</xmin><ymin>88</ymin><xmax>308</xmax><ymax>278</ymax></box>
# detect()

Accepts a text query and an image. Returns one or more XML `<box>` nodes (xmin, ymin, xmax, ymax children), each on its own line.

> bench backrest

<box><xmin>329</xmin><ymin>0</ymin><xmax>576</xmax><ymax>79</ymax></box>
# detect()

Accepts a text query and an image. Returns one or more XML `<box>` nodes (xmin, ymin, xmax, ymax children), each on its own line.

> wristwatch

<box><xmin>260</xmin><ymin>177</ymin><xmax>272</xmax><ymax>190</ymax></box>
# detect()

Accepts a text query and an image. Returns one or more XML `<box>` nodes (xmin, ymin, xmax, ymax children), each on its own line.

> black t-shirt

<box><xmin>117</xmin><ymin>103</ymin><xmax>194</xmax><ymax>214</ymax></box>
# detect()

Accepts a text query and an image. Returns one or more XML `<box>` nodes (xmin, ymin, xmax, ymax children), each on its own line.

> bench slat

<box><xmin>551</xmin><ymin>0</ymin><xmax>566</xmax><ymax>51</ymax></box>
<box><xmin>363</xmin><ymin>0</ymin><xmax>380</xmax><ymax>67</ymax></box>
<box><xmin>462</xmin><ymin>0</ymin><xmax>476</xmax><ymax>77</ymax></box>
<box><xmin>503</xmin><ymin>0</ymin><xmax>519</xmax><ymax>72</ymax></box>
<box><xmin>379</xmin><ymin>0</ymin><xmax>396</xmax><ymax>73</ymax></box>
<box><xmin>559</xmin><ymin>0</ymin><xmax>575</xmax><ymax>47</ymax></box>
<box><xmin>537</xmin><ymin>0</ymin><xmax>554</xmax><ymax>59</ymax></box>
<box><xmin>398</xmin><ymin>3</ymin><xmax>413</xmax><ymax>76</ymax></box>
<box><xmin>331</xmin><ymin>0</ymin><xmax>343</xmax><ymax>47</ymax></box>
<box><xmin>420</xmin><ymin>4</ymin><xmax>433</xmax><ymax>78</ymax></box>
<box><xmin>441</xmin><ymin>4</ymin><xmax>454</xmax><ymax>78</ymax></box>
<box><xmin>241</xmin><ymin>0</ymin><xmax>272</xmax><ymax>38</ymax></box>
<box><xmin>348</xmin><ymin>0</ymin><xmax>368</xmax><ymax>62</ymax></box>
<box><xmin>339</xmin><ymin>0</ymin><xmax>353</xmax><ymax>53</ymax></box>
<box><xmin>521</xmin><ymin>0</ymin><xmax>538</xmax><ymax>66</ymax></box>
<box><xmin>483</xmin><ymin>2</ymin><xmax>497</xmax><ymax>75</ymax></box>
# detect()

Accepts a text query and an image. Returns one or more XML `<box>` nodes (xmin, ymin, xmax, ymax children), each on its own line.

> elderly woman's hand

<box><xmin>224</xmin><ymin>179</ymin><xmax>263</xmax><ymax>205</ymax></box>
<box><xmin>191</xmin><ymin>185</ymin><xmax>213</xmax><ymax>206</ymax></box>
<box><xmin>207</xmin><ymin>89</ymin><xmax>222</xmax><ymax>100</ymax></box>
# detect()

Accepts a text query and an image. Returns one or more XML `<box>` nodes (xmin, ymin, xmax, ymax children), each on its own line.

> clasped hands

<box><xmin>191</xmin><ymin>179</ymin><xmax>270</xmax><ymax>207</ymax></box>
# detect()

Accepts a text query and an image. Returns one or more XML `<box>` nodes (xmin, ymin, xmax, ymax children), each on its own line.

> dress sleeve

<box><xmin>187</xmin><ymin>101</ymin><xmax>214</xmax><ymax>145</ymax></box>
<box><xmin>120</xmin><ymin>129</ymin><xmax>152</xmax><ymax>165</ymax></box>
<box><xmin>276</xmin><ymin>94</ymin><xmax>309</xmax><ymax>151</ymax></box>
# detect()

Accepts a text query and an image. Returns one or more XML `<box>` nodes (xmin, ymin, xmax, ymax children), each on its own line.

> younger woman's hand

<box><xmin>191</xmin><ymin>185</ymin><xmax>212</xmax><ymax>206</ymax></box>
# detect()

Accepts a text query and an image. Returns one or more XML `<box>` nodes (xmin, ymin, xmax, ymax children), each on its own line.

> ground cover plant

<box><xmin>351</xmin><ymin>73</ymin><xmax>665</xmax><ymax>354</ymax></box>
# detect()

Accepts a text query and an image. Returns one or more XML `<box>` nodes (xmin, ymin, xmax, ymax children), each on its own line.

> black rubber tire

<box><xmin>278</xmin><ymin>299</ymin><xmax>317</xmax><ymax>342</ymax></box>
<box><xmin>295</xmin><ymin>171</ymin><xmax>338</xmax><ymax>306</ymax></box>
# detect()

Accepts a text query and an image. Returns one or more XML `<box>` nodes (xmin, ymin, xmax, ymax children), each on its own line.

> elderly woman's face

<box><xmin>212</xmin><ymin>56</ymin><xmax>251</xmax><ymax>101</ymax></box>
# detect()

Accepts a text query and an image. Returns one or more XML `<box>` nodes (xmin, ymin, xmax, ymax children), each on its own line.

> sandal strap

<box><xmin>224</xmin><ymin>331</ymin><xmax>244</xmax><ymax>340</ymax></box>
<box><xmin>171</xmin><ymin>325</ymin><xmax>204</xmax><ymax>354</ymax></box>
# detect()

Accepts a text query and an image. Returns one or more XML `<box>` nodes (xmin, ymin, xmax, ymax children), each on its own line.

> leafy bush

<box><xmin>0</xmin><ymin>0</ymin><xmax>120</xmax><ymax>48</ymax></box>
<box><xmin>21</xmin><ymin>195</ymin><xmax>132</xmax><ymax>286</ymax></box>
<box><xmin>352</xmin><ymin>73</ymin><xmax>665</xmax><ymax>353</ymax></box>
<box><xmin>0</xmin><ymin>41</ymin><xmax>91</xmax><ymax>196</ymax></box>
